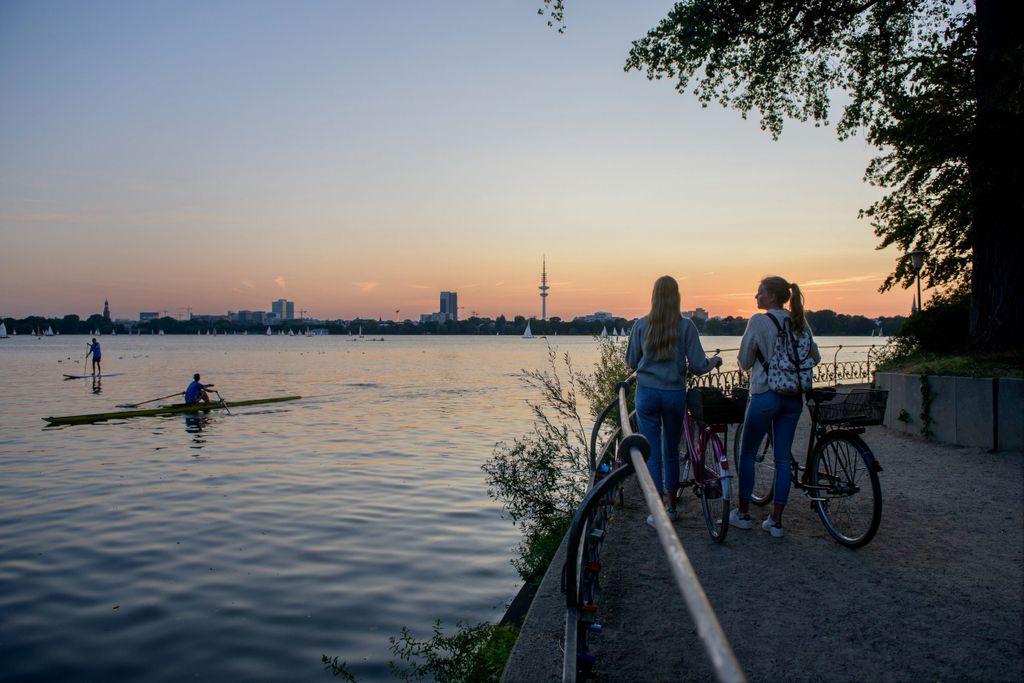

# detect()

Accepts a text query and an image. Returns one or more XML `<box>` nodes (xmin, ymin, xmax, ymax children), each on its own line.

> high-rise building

<box><xmin>440</xmin><ymin>291</ymin><xmax>458</xmax><ymax>322</ymax></box>
<box><xmin>272</xmin><ymin>299</ymin><xmax>296</xmax><ymax>321</ymax></box>
<box><xmin>103</xmin><ymin>299</ymin><xmax>111</xmax><ymax>321</ymax></box>
<box><xmin>539</xmin><ymin>256</ymin><xmax>549</xmax><ymax>321</ymax></box>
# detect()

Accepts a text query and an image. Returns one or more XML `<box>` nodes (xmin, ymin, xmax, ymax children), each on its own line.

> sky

<box><xmin>0</xmin><ymin>1</ymin><xmax>917</xmax><ymax>321</ymax></box>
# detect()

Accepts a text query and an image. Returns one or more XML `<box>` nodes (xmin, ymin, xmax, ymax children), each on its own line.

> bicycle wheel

<box><xmin>699</xmin><ymin>432</ymin><xmax>730</xmax><ymax>543</ymax></box>
<box><xmin>733</xmin><ymin>422</ymin><xmax>775</xmax><ymax>506</ymax></box>
<box><xmin>809</xmin><ymin>432</ymin><xmax>882</xmax><ymax>548</ymax></box>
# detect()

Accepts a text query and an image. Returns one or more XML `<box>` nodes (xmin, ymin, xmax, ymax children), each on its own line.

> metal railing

<box><xmin>691</xmin><ymin>344</ymin><xmax>882</xmax><ymax>390</ymax></box>
<box><xmin>561</xmin><ymin>374</ymin><xmax>746</xmax><ymax>683</ymax></box>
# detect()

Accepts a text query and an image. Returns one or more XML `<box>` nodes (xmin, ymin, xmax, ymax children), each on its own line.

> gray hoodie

<box><xmin>626</xmin><ymin>316</ymin><xmax>716</xmax><ymax>390</ymax></box>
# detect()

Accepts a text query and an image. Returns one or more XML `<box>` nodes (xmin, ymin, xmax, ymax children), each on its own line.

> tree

<box><xmin>541</xmin><ymin>0</ymin><xmax>1022</xmax><ymax>351</ymax></box>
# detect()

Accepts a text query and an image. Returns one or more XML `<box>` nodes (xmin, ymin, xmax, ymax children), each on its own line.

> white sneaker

<box><xmin>762</xmin><ymin>516</ymin><xmax>784</xmax><ymax>538</ymax></box>
<box><xmin>728</xmin><ymin>509</ymin><xmax>753</xmax><ymax>530</ymax></box>
<box><xmin>647</xmin><ymin>507</ymin><xmax>677</xmax><ymax>528</ymax></box>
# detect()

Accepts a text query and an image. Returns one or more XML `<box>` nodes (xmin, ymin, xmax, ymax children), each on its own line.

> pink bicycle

<box><xmin>676</xmin><ymin>386</ymin><xmax>748</xmax><ymax>543</ymax></box>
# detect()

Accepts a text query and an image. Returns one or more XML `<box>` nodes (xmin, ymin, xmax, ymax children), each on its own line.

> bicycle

<box><xmin>675</xmin><ymin>386</ymin><xmax>748</xmax><ymax>543</ymax></box>
<box><xmin>733</xmin><ymin>387</ymin><xmax>886</xmax><ymax>547</ymax></box>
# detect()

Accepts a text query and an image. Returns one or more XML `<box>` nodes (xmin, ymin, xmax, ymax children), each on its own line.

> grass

<box><xmin>876</xmin><ymin>350</ymin><xmax>1024</xmax><ymax>378</ymax></box>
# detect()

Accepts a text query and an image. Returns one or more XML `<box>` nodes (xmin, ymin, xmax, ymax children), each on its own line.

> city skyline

<box><xmin>2</xmin><ymin>2</ymin><xmax>917</xmax><ymax>320</ymax></box>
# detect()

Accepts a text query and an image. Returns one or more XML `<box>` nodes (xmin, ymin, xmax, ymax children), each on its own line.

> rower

<box><xmin>184</xmin><ymin>373</ymin><xmax>214</xmax><ymax>404</ymax></box>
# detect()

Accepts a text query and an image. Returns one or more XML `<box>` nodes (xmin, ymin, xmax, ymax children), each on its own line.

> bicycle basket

<box><xmin>686</xmin><ymin>387</ymin><xmax>748</xmax><ymax>424</ymax></box>
<box><xmin>809</xmin><ymin>389</ymin><xmax>888</xmax><ymax>426</ymax></box>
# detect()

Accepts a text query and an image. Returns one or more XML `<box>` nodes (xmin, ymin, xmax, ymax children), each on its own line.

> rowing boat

<box><xmin>44</xmin><ymin>396</ymin><xmax>301</xmax><ymax>425</ymax></box>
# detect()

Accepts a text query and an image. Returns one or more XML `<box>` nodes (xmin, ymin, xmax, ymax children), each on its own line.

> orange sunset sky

<box><xmin>0</xmin><ymin>1</ymin><xmax>918</xmax><ymax>321</ymax></box>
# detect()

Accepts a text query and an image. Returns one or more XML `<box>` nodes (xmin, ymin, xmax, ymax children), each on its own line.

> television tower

<box><xmin>539</xmin><ymin>256</ymin><xmax>550</xmax><ymax>321</ymax></box>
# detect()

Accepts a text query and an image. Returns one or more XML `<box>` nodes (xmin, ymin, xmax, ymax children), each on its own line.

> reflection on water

<box><xmin>0</xmin><ymin>334</ymin><xmax>878</xmax><ymax>682</ymax></box>
<box><xmin>92</xmin><ymin>376</ymin><xmax>102</xmax><ymax>394</ymax></box>
<box><xmin>184</xmin><ymin>414</ymin><xmax>211</xmax><ymax>451</ymax></box>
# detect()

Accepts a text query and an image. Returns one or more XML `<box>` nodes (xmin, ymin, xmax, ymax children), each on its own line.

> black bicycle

<box><xmin>733</xmin><ymin>388</ymin><xmax>886</xmax><ymax>548</ymax></box>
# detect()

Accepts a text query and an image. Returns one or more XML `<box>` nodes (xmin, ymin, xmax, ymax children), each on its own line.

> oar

<box><xmin>117</xmin><ymin>391</ymin><xmax>184</xmax><ymax>409</ymax></box>
<box><xmin>212</xmin><ymin>390</ymin><xmax>231</xmax><ymax>415</ymax></box>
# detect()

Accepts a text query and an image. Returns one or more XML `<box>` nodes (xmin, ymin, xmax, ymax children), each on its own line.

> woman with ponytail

<box><xmin>730</xmin><ymin>276</ymin><xmax>820</xmax><ymax>538</ymax></box>
<box><xmin>627</xmin><ymin>275</ymin><xmax>722</xmax><ymax>527</ymax></box>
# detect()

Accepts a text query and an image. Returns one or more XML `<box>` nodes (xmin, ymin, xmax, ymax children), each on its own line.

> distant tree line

<box><xmin>4</xmin><ymin>310</ymin><xmax>906</xmax><ymax>337</ymax></box>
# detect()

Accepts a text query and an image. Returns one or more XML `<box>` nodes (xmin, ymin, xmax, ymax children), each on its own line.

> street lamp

<box><xmin>908</xmin><ymin>249</ymin><xmax>928</xmax><ymax>312</ymax></box>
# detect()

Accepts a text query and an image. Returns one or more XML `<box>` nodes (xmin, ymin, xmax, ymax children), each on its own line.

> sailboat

<box><xmin>0</xmin><ymin>322</ymin><xmax>8</xmax><ymax>338</ymax></box>
<box><xmin>44</xmin><ymin>326</ymin><xmax>54</xmax><ymax>336</ymax></box>
<box><xmin>266</xmin><ymin>326</ymin><xmax>272</xmax><ymax>336</ymax></box>
<box><xmin>522</xmin><ymin>321</ymin><xmax>535</xmax><ymax>339</ymax></box>
<box><xmin>358</xmin><ymin>326</ymin><xmax>363</xmax><ymax>338</ymax></box>
<box><xmin>11</xmin><ymin>327</ymin><xmax>16</xmax><ymax>336</ymax></box>
<box><xmin>158</xmin><ymin>329</ymin><xmax>165</xmax><ymax>336</ymax></box>
<box><xmin>599</xmin><ymin>325</ymin><xmax>608</xmax><ymax>338</ymax></box>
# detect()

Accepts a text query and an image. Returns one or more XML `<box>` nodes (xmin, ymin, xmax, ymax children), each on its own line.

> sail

<box><xmin>45</xmin><ymin>326</ymin><xmax>54</xmax><ymax>336</ymax></box>
<box><xmin>600</xmin><ymin>325</ymin><xmax>608</xmax><ymax>338</ymax></box>
<box><xmin>0</xmin><ymin>322</ymin><xmax>7</xmax><ymax>337</ymax></box>
<box><xmin>522</xmin><ymin>322</ymin><xmax>534</xmax><ymax>339</ymax></box>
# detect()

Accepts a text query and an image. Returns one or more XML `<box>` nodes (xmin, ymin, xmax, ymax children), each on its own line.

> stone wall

<box><xmin>874</xmin><ymin>373</ymin><xmax>1023</xmax><ymax>451</ymax></box>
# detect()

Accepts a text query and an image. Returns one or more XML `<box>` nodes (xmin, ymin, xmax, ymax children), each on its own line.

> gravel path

<box><xmin>589</xmin><ymin>418</ymin><xmax>1023</xmax><ymax>682</ymax></box>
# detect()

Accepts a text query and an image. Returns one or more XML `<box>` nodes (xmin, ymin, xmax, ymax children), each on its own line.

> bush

<box><xmin>899</xmin><ymin>288</ymin><xmax>970</xmax><ymax>354</ymax></box>
<box><xmin>388</xmin><ymin>621</ymin><xmax>519</xmax><ymax>683</ymax></box>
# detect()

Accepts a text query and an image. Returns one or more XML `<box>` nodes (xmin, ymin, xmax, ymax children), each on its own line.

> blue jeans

<box><xmin>738</xmin><ymin>390</ymin><xmax>803</xmax><ymax>506</ymax></box>
<box><xmin>635</xmin><ymin>386</ymin><xmax>686</xmax><ymax>497</ymax></box>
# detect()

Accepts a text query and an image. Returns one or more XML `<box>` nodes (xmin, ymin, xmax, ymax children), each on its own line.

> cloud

<box><xmin>353</xmin><ymin>281</ymin><xmax>378</xmax><ymax>293</ymax></box>
<box><xmin>241</xmin><ymin>279</ymin><xmax>256</xmax><ymax>289</ymax></box>
<box><xmin>274</xmin><ymin>276</ymin><xmax>287</xmax><ymax>290</ymax></box>
<box><xmin>802</xmin><ymin>273</ymin><xmax>884</xmax><ymax>288</ymax></box>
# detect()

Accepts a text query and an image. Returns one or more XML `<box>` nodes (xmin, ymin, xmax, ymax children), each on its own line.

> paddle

<box><xmin>116</xmin><ymin>391</ymin><xmax>184</xmax><ymax>409</ymax></box>
<box><xmin>212</xmin><ymin>390</ymin><xmax>231</xmax><ymax>415</ymax></box>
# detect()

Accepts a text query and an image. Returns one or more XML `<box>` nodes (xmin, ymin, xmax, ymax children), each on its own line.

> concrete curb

<box><xmin>500</xmin><ymin>533</ymin><xmax>567</xmax><ymax>682</ymax></box>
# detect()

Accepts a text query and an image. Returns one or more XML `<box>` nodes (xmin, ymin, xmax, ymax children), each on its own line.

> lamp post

<box><xmin>908</xmin><ymin>249</ymin><xmax>928</xmax><ymax>312</ymax></box>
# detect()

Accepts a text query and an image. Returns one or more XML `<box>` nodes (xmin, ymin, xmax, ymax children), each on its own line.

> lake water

<box><xmin>0</xmin><ymin>334</ymin><xmax>883</xmax><ymax>681</ymax></box>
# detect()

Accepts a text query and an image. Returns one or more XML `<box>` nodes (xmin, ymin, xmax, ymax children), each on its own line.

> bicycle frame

<box><xmin>680</xmin><ymin>411</ymin><xmax>731</xmax><ymax>496</ymax></box>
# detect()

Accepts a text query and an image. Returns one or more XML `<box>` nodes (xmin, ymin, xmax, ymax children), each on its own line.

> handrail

<box><xmin>562</xmin><ymin>461</ymin><xmax>634</xmax><ymax>680</ymax></box>
<box><xmin>614</xmin><ymin>374</ymin><xmax>745</xmax><ymax>683</ymax></box>
<box><xmin>589</xmin><ymin>396</ymin><xmax>621</xmax><ymax>476</ymax></box>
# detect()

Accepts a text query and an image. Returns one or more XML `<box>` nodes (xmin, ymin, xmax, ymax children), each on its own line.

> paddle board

<box><xmin>62</xmin><ymin>373</ymin><xmax>125</xmax><ymax>380</ymax></box>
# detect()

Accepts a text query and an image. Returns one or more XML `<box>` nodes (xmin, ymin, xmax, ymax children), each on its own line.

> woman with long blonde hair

<box><xmin>730</xmin><ymin>275</ymin><xmax>820</xmax><ymax>538</ymax></box>
<box><xmin>627</xmin><ymin>275</ymin><xmax>721</xmax><ymax>527</ymax></box>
